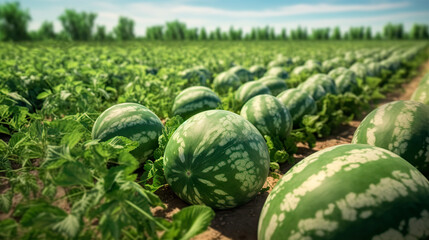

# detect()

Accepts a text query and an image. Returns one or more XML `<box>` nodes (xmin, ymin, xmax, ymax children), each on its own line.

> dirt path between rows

<box><xmin>152</xmin><ymin>59</ymin><xmax>429</xmax><ymax>240</ymax></box>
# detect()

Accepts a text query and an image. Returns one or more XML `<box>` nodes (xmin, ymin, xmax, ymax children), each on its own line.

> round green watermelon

<box><xmin>265</xmin><ymin>67</ymin><xmax>289</xmax><ymax>79</ymax></box>
<box><xmin>172</xmin><ymin>86</ymin><xmax>221</xmax><ymax>120</ymax></box>
<box><xmin>240</xmin><ymin>94</ymin><xmax>292</xmax><ymax>140</ymax></box>
<box><xmin>335</xmin><ymin>71</ymin><xmax>358</xmax><ymax>94</ymax></box>
<box><xmin>229</xmin><ymin>66</ymin><xmax>253</xmax><ymax>83</ymax></box>
<box><xmin>235</xmin><ymin>81</ymin><xmax>272</xmax><ymax>107</ymax></box>
<box><xmin>213</xmin><ymin>71</ymin><xmax>241</xmax><ymax>94</ymax></box>
<box><xmin>92</xmin><ymin>103</ymin><xmax>163</xmax><ymax>161</ymax></box>
<box><xmin>163</xmin><ymin>110</ymin><xmax>270</xmax><ymax>209</ymax></box>
<box><xmin>298</xmin><ymin>74</ymin><xmax>337</xmax><ymax>101</ymax></box>
<box><xmin>258</xmin><ymin>144</ymin><xmax>429</xmax><ymax>240</ymax></box>
<box><xmin>277</xmin><ymin>88</ymin><xmax>317</xmax><ymax>127</ymax></box>
<box><xmin>258</xmin><ymin>76</ymin><xmax>288</xmax><ymax>96</ymax></box>
<box><xmin>328</xmin><ymin>67</ymin><xmax>348</xmax><ymax>79</ymax></box>
<box><xmin>352</xmin><ymin>100</ymin><xmax>429</xmax><ymax>176</ymax></box>
<box><xmin>249</xmin><ymin>65</ymin><xmax>267</xmax><ymax>79</ymax></box>
<box><xmin>349</xmin><ymin>62</ymin><xmax>367</xmax><ymax>80</ymax></box>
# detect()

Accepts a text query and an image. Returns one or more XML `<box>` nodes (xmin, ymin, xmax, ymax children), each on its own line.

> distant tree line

<box><xmin>1</xmin><ymin>2</ymin><xmax>428</xmax><ymax>41</ymax></box>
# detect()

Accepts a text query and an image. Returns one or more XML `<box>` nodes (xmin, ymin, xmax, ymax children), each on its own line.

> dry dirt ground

<box><xmin>152</xmin><ymin>59</ymin><xmax>429</xmax><ymax>240</ymax></box>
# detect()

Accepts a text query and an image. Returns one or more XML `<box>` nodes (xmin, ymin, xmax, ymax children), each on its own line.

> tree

<box><xmin>59</xmin><ymin>9</ymin><xmax>96</xmax><ymax>41</ymax></box>
<box><xmin>94</xmin><ymin>25</ymin><xmax>107</xmax><ymax>41</ymax></box>
<box><xmin>37</xmin><ymin>21</ymin><xmax>56</xmax><ymax>40</ymax></box>
<box><xmin>410</xmin><ymin>24</ymin><xmax>429</xmax><ymax>40</ymax></box>
<box><xmin>199</xmin><ymin>27</ymin><xmax>207</xmax><ymax>40</ymax></box>
<box><xmin>0</xmin><ymin>2</ymin><xmax>31</xmax><ymax>41</ymax></box>
<box><xmin>165</xmin><ymin>20</ymin><xmax>186</xmax><ymax>40</ymax></box>
<box><xmin>331</xmin><ymin>26</ymin><xmax>341</xmax><ymax>40</ymax></box>
<box><xmin>364</xmin><ymin>27</ymin><xmax>372</xmax><ymax>40</ymax></box>
<box><xmin>383</xmin><ymin>23</ymin><xmax>403</xmax><ymax>40</ymax></box>
<box><xmin>146</xmin><ymin>25</ymin><xmax>164</xmax><ymax>40</ymax></box>
<box><xmin>280</xmin><ymin>28</ymin><xmax>287</xmax><ymax>40</ymax></box>
<box><xmin>114</xmin><ymin>16</ymin><xmax>134</xmax><ymax>40</ymax></box>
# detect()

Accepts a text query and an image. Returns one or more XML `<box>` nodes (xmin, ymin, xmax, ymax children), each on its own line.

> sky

<box><xmin>6</xmin><ymin>0</ymin><xmax>429</xmax><ymax>35</ymax></box>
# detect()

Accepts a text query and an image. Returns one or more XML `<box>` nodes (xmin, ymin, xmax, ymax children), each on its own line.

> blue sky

<box><xmin>6</xmin><ymin>0</ymin><xmax>429</xmax><ymax>35</ymax></box>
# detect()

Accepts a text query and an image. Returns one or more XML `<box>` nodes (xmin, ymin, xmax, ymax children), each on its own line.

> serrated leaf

<box><xmin>36</xmin><ymin>90</ymin><xmax>52</xmax><ymax>99</ymax></box>
<box><xmin>52</xmin><ymin>214</ymin><xmax>81</xmax><ymax>238</ymax></box>
<box><xmin>20</xmin><ymin>203</ymin><xmax>67</xmax><ymax>228</ymax></box>
<box><xmin>55</xmin><ymin>161</ymin><xmax>94</xmax><ymax>187</ymax></box>
<box><xmin>0</xmin><ymin>190</ymin><xmax>12</xmax><ymax>212</ymax></box>
<box><xmin>162</xmin><ymin>205</ymin><xmax>215</xmax><ymax>240</ymax></box>
<box><xmin>42</xmin><ymin>145</ymin><xmax>72</xmax><ymax>169</ymax></box>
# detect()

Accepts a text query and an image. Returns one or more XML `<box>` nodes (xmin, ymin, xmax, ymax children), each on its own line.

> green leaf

<box><xmin>52</xmin><ymin>214</ymin><xmax>81</xmax><ymax>238</ymax></box>
<box><xmin>7</xmin><ymin>92</ymin><xmax>32</xmax><ymax>107</ymax></box>
<box><xmin>20</xmin><ymin>203</ymin><xmax>67</xmax><ymax>228</ymax></box>
<box><xmin>100</xmin><ymin>214</ymin><xmax>120</xmax><ymax>240</ymax></box>
<box><xmin>42</xmin><ymin>145</ymin><xmax>73</xmax><ymax>169</ymax></box>
<box><xmin>162</xmin><ymin>205</ymin><xmax>215</xmax><ymax>240</ymax></box>
<box><xmin>0</xmin><ymin>190</ymin><xmax>13</xmax><ymax>213</ymax></box>
<box><xmin>0</xmin><ymin>125</ymin><xmax>10</xmax><ymax>135</ymax></box>
<box><xmin>55</xmin><ymin>161</ymin><xmax>94</xmax><ymax>187</ymax></box>
<box><xmin>107</xmin><ymin>136</ymin><xmax>139</xmax><ymax>152</ymax></box>
<box><xmin>0</xmin><ymin>219</ymin><xmax>18</xmax><ymax>239</ymax></box>
<box><xmin>37</xmin><ymin>90</ymin><xmax>52</xmax><ymax>99</ymax></box>
<box><xmin>61</xmin><ymin>130</ymin><xmax>84</xmax><ymax>149</ymax></box>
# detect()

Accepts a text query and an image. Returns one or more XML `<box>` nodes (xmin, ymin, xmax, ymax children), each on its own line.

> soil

<box><xmin>152</xmin><ymin>59</ymin><xmax>429</xmax><ymax>240</ymax></box>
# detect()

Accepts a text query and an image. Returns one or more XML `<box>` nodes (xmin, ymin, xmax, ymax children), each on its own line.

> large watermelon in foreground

<box><xmin>240</xmin><ymin>94</ymin><xmax>292</xmax><ymax>140</ymax></box>
<box><xmin>352</xmin><ymin>100</ymin><xmax>429</xmax><ymax>176</ymax></box>
<box><xmin>172</xmin><ymin>86</ymin><xmax>221</xmax><ymax>119</ymax></box>
<box><xmin>164</xmin><ymin>110</ymin><xmax>270</xmax><ymax>209</ymax></box>
<box><xmin>258</xmin><ymin>144</ymin><xmax>429</xmax><ymax>240</ymax></box>
<box><xmin>92</xmin><ymin>103</ymin><xmax>163</xmax><ymax>161</ymax></box>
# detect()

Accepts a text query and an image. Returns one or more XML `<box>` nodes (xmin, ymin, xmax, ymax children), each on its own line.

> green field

<box><xmin>0</xmin><ymin>40</ymin><xmax>428</xmax><ymax>239</ymax></box>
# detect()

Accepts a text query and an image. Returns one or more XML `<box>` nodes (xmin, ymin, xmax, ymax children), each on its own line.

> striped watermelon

<box><xmin>349</xmin><ymin>62</ymin><xmax>367</xmax><ymax>80</ymax></box>
<box><xmin>249</xmin><ymin>65</ymin><xmax>267</xmax><ymax>79</ymax></box>
<box><xmin>213</xmin><ymin>71</ymin><xmax>241</xmax><ymax>94</ymax></box>
<box><xmin>335</xmin><ymin>71</ymin><xmax>358</xmax><ymax>94</ymax></box>
<box><xmin>258</xmin><ymin>76</ymin><xmax>288</xmax><ymax>96</ymax></box>
<box><xmin>258</xmin><ymin>144</ymin><xmax>429</xmax><ymax>240</ymax></box>
<box><xmin>277</xmin><ymin>88</ymin><xmax>317</xmax><ymax>127</ymax></box>
<box><xmin>92</xmin><ymin>103</ymin><xmax>163</xmax><ymax>161</ymax></box>
<box><xmin>163</xmin><ymin>110</ymin><xmax>270</xmax><ymax>209</ymax></box>
<box><xmin>240</xmin><ymin>94</ymin><xmax>292</xmax><ymax>140</ymax></box>
<box><xmin>352</xmin><ymin>100</ymin><xmax>429</xmax><ymax>176</ymax></box>
<box><xmin>172</xmin><ymin>86</ymin><xmax>221</xmax><ymax>120</ymax></box>
<box><xmin>328</xmin><ymin>67</ymin><xmax>348</xmax><ymax>79</ymax></box>
<box><xmin>179</xmin><ymin>68</ymin><xmax>207</xmax><ymax>86</ymax></box>
<box><xmin>265</xmin><ymin>67</ymin><xmax>289</xmax><ymax>79</ymax></box>
<box><xmin>298</xmin><ymin>74</ymin><xmax>337</xmax><ymax>101</ymax></box>
<box><xmin>229</xmin><ymin>66</ymin><xmax>253</xmax><ymax>83</ymax></box>
<box><xmin>235</xmin><ymin>81</ymin><xmax>272</xmax><ymax>107</ymax></box>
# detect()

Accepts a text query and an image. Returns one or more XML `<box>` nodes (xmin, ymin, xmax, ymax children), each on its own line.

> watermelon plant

<box><xmin>235</xmin><ymin>81</ymin><xmax>272</xmax><ymax>107</ymax></box>
<box><xmin>92</xmin><ymin>103</ymin><xmax>163</xmax><ymax>161</ymax></box>
<box><xmin>172</xmin><ymin>86</ymin><xmax>221</xmax><ymax>119</ymax></box>
<box><xmin>277</xmin><ymin>88</ymin><xmax>317</xmax><ymax>126</ymax></box>
<box><xmin>258</xmin><ymin>144</ymin><xmax>429</xmax><ymax>240</ymax></box>
<box><xmin>258</xmin><ymin>76</ymin><xmax>288</xmax><ymax>96</ymax></box>
<box><xmin>240</xmin><ymin>94</ymin><xmax>292</xmax><ymax>140</ymax></box>
<box><xmin>352</xmin><ymin>100</ymin><xmax>429</xmax><ymax>176</ymax></box>
<box><xmin>213</xmin><ymin>71</ymin><xmax>241</xmax><ymax>94</ymax></box>
<box><xmin>163</xmin><ymin>110</ymin><xmax>270</xmax><ymax>209</ymax></box>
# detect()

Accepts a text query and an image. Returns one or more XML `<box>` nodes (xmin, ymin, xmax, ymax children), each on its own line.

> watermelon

<box><xmin>349</xmin><ymin>62</ymin><xmax>367</xmax><ymax>80</ymax></box>
<box><xmin>258</xmin><ymin>76</ymin><xmax>288</xmax><ymax>96</ymax></box>
<box><xmin>335</xmin><ymin>71</ymin><xmax>358</xmax><ymax>94</ymax></box>
<box><xmin>352</xmin><ymin>100</ymin><xmax>429</xmax><ymax>176</ymax></box>
<box><xmin>249</xmin><ymin>65</ymin><xmax>267</xmax><ymax>79</ymax></box>
<box><xmin>92</xmin><ymin>103</ymin><xmax>163</xmax><ymax>161</ymax></box>
<box><xmin>172</xmin><ymin>86</ymin><xmax>221</xmax><ymax>120</ymax></box>
<box><xmin>328</xmin><ymin>67</ymin><xmax>348</xmax><ymax>79</ymax></box>
<box><xmin>298</xmin><ymin>74</ymin><xmax>337</xmax><ymax>101</ymax></box>
<box><xmin>179</xmin><ymin>68</ymin><xmax>206</xmax><ymax>86</ymax></box>
<box><xmin>240</xmin><ymin>94</ymin><xmax>292</xmax><ymax>140</ymax></box>
<box><xmin>291</xmin><ymin>66</ymin><xmax>310</xmax><ymax>76</ymax></box>
<box><xmin>235</xmin><ymin>81</ymin><xmax>272</xmax><ymax>107</ymax></box>
<box><xmin>366</xmin><ymin>62</ymin><xmax>382</xmax><ymax>77</ymax></box>
<box><xmin>258</xmin><ymin>144</ymin><xmax>429</xmax><ymax>240</ymax></box>
<box><xmin>292</xmin><ymin>56</ymin><xmax>304</xmax><ymax>65</ymax></box>
<box><xmin>213</xmin><ymin>71</ymin><xmax>241</xmax><ymax>94</ymax></box>
<box><xmin>277</xmin><ymin>88</ymin><xmax>317</xmax><ymax>126</ymax></box>
<box><xmin>265</xmin><ymin>67</ymin><xmax>289</xmax><ymax>79</ymax></box>
<box><xmin>268</xmin><ymin>57</ymin><xmax>292</xmax><ymax>68</ymax></box>
<box><xmin>163</xmin><ymin>110</ymin><xmax>270</xmax><ymax>209</ymax></box>
<box><xmin>193</xmin><ymin>66</ymin><xmax>212</xmax><ymax>80</ymax></box>
<box><xmin>229</xmin><ymin>66</ymin><xmax>253</xmax><ymax>83</ymax></box>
